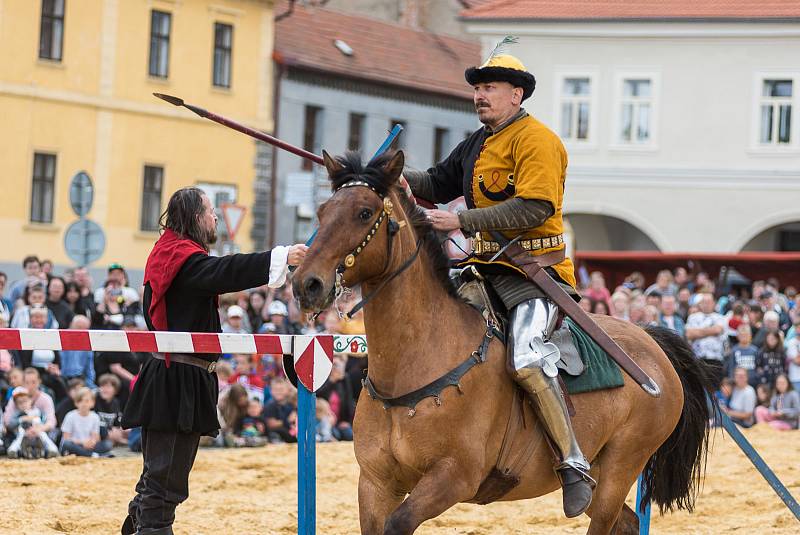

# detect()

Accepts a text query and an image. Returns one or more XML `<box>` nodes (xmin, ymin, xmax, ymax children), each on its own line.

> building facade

<box><xmin>273</xmin><ymin>3</ymin><xmax>481</xmax><ymax>243</ymax></box>
<box><xmin>463</xmin><ymin>2</ymin><xmax>800</xmax><ymax>253</ymax></box>
<box><xmin>0</xmin><ymin>0</ymin><xmax>275</xmax><ymax>285</ymax></box>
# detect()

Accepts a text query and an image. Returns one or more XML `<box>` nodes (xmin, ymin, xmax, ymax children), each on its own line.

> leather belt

<box><xmin>153</xmin><ymin>352</ymin><xmax>218</xmax><ymax>373</ymax></box>
<box><xmin>473</xmin><ymin>233</ymin><xmax>564</xmax><ymax>255</ymax></box>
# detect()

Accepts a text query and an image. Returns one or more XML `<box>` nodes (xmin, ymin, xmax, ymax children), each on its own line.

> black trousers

<box><xmin>128</xmin><ymin>429</ymin><xmax>201</xmax><ymax>534</ymax></box>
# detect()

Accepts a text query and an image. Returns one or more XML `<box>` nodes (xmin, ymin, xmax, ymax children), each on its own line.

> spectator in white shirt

<box><xmin>686</xmin><ymin>293</ymin><xmax>727</xmax><ymax>384</ymax></box>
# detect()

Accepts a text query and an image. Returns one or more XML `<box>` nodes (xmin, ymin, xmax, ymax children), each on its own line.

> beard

<box><xmin>205</xmin><ymin>227</ymin><xmax>218</xmax><ymax>246</ymax></box>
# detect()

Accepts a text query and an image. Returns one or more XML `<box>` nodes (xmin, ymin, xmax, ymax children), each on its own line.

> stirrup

<box><xmin>556</xmin><ymin>462</ymin><xmax>596</xmax><ymax>488</ymax></box>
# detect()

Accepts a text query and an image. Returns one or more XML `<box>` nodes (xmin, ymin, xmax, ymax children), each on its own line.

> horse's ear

<box><xmin>382</xmin><ymin>150</ymin><xmax>405</xmax><ymax>182</ymax></box>
<box><xmin>322</xmin><ymin>150</ymin><xmax>344</xmax><ymax>177</ymax></box>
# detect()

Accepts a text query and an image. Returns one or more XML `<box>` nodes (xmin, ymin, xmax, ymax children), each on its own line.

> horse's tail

<box><xmin>640</xmin><ymin>325</ymin><xmax>716</xmax><ymax>514</ymax></box>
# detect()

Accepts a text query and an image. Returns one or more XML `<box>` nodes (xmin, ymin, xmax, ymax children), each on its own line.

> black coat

<box><xmin>121</xmin><ymin>251</ymin><xmax>275</xmax><ymax>435</ymax></box>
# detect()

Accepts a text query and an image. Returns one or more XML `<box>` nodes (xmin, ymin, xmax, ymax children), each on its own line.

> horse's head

<box><xmin>293</xmin><ymin>149</ymin><xmax>409</xmax><ymax>313</ymax></box>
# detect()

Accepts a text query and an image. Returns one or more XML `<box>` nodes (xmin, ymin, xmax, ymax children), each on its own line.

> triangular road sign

<box><xmin>221</xmin><ymin>203</ymin><xmax>247</xmax><ymax>241</ymax></box>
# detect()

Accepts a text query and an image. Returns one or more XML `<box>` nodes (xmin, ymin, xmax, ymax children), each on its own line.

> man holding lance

<box><xmin>404</xmin><ymin>45</ymin><xmax>595</xmax><ymax>517</ymax></box>
<box><xmin>120</xmin><ymin>187</ymin><xmax>307</xmax><ymax>535</ymax></box>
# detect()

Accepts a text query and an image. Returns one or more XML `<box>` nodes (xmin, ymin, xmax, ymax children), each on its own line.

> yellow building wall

<box><xmin>0</xmin><ymin>0</ymin><xmax>274</xmax><ymax>274</ymax></box>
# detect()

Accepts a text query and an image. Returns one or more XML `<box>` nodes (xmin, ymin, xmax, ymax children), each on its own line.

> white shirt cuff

<box><xmin>268</xmin><ymin>246</ymin><xmax>290</xmax><ymax>288</ymax></box>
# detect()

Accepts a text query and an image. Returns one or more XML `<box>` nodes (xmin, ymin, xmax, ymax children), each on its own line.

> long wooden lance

<box><xmin>153</xmin><ymin>93</ymin><xmax>324</xmax><ymax>166</ymax></box>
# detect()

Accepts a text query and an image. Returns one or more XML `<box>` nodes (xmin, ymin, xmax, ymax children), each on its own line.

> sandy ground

<box><xmin>0</xmin><ymin>424</ymin><xmax>798</xmax><ymax>534</ymax></box>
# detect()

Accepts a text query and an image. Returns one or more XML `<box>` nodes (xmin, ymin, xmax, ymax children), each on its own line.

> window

<box><xmin>390</xmin><ymin>119</ymin><xmax>407</xmax><ymax>150</ymax></box>
<box><xmin>140</xmin><ymin>166</ymin><xmax>164</xmax><ymax>232</ymax></box>
<box><xmin>213</xmin><ymin>23</ymin><xmax>233</xmax><ymax>88</ymax></box>
<box><xmin>148</xmin><ymin>10</ymin><xmax>171</xmax><ymax>78</ymax></box>
<box><xmin>302</xmin><ymin>106</ymin><xmax>323</xmax><ymax>171</ymax></box>
<box><xmin>348</xmin><ymin>113</ymin><xmax>365</xmax><ymax>152</ymax></box>
<box><xmin>560</xmin><ymin>78</ymin><xmax>591</xmax><ymax>141</ymax></box>
<box><xmin>30</xmin><ymin>153</ymin><xmax>56</xmax><ymax>224</ymax></box>
<box><xmin>433</xmin><ymin>128</ymin><xmax>450</xmax><ymax>163</ymax></box>
<box><xmin>39</xmin><ymin>0</ymin><xmax>65</xmax><ymax>61</ymax></box>
<box><xmin>759</xmin><ymin>79</ymin><xmax>793</xmax><ymax>145</ymax></box>
<box><xmin>619</xmin><ymin>79</ymin><xmax>652</xmax><ymax>144</ymax></box>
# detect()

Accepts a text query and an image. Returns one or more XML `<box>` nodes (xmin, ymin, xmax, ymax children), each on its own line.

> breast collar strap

<box><xmin>331</xmin><ymin>180</ymin><xmax>422</xmax><ymax>320</ymax></box>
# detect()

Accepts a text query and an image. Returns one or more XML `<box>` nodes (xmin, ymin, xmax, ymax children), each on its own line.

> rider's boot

<box><xmin>508</xmin><ymin>298</ymin><xmax>596</xmax><ymax>518</ymax></box>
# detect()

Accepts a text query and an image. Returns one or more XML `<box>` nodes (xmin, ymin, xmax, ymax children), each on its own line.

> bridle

<box><xmin>324</xmin><ymin>179</ymin><xmax>423</xmax><ymax>320</ymax></box>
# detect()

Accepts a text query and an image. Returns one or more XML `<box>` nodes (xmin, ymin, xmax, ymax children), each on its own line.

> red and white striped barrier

<box><xmin>0</xmin><ymin>328</ymin><xmax>292</xmax><ymax>355</ymax></box>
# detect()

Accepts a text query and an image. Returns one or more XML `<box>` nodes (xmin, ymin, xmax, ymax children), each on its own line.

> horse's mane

<box><xmin>328</xmin><ymin>151</ymin><xmax>460</xmax><ymax>298</ymax></box>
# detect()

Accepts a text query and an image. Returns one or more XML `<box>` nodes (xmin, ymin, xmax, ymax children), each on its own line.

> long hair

<box><xmin>159</xmin><ymin>186</ymin><xmax>211</xmax><ymax>251</ymax></box>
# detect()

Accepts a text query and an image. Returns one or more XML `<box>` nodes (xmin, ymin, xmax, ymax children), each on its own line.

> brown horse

<box><xmin>294</xmin><ymin>150</ymin><xmax>713</xmax><ymax>535</ymax></box>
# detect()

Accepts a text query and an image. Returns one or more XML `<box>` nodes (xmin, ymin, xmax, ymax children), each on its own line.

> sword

<box><xmin>489</xmin><ymin>231</ymin><xmax>661</xmax><ymax>398</ymax></box>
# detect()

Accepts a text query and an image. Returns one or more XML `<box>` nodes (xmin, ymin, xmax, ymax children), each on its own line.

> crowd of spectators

<box><xmin>578</xmin><ymin>268</ymin><xmax>800</xmax><ymax>431</ymax></box>
<box><xmin>3</xmin><ymin>252</ymin><xmax>797</xmax><ymax>460</ymax></box>
<box><xmin>0</xmin><ymin>254</ymin><xmax>365</xmax><ymax>460</ymax></box>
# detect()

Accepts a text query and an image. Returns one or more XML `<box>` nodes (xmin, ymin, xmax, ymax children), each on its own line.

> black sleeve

<box><xmin>405</xmin><ymin>134</ymin><xmax>476</xmax><ymax>204</ymax></box>
<box><xmin>53</xmin><ymin>350</ymin><xmax>61</xmax><ymax>368</ymax></box>
<box><xmin>172</xmin><ymin>251</ymin><xmax>273</xmax><ymax>297</ymax></box>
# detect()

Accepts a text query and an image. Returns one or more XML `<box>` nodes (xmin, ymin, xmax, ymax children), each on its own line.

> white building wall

<box><xmin>465</xmin><ymin>21</ymin><xmax>800</xmax><ymax>252</ymax></box>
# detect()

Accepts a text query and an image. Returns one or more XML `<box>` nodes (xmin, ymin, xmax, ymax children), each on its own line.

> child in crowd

<box><xmin>756</xmin><ymin>384</ymin><xmax>772</xmax><ymax>409</ymax></box>
<box><xmin>55</xmin><ymin>378</ymin><xmax>85</xmax><ymax>427</ymax></box>
<box><xmin>755</xmin><ymin>374</ymin><xmax>800</xmax><ymax>430</ymax></box>
<box><xmin>263</xmin><ymin>377</ymin><xmax>297</xmax><ymax>443</ymax></box>
<box><xmin>229</xmin><ymin>354</ymin><xmax>265</xmax><ymax>398</ymax></box>
<box><xmin>315</xmin><ymin>398</ymin><xmax>337</xmax><ymax>443</ymax></box>
<box><xmin>216</xmin><ymin>383</ymin><xmax>249</xmax><ymax>447</ymax></box>
<box><xmin>757</xmin><ymin>331</ymin><xmax>786</xmax><ymax>387</ymax></box>
<box><xmin>95</xmin><ymin>374</ymin><xmax>127</xmax><ymax>446</ymax></box>
<box><xmin>234</xmin><ymin>399</ymin><xmax>267</xmax><ymax>447</ymax></box>
<box><xmin>215</xmin><ymin>361</ymin><xmax>234</xmax><ymax>396</ymax></box>
<box><xmin>6</xmin><ymin>387</ymin><xmax>59</xmax><ymax>459</ymax></box>
<box><xmin>60</xmin><ymin>387</ymin><xmax>113</xmax><ymax>457</ymax></box>
<box><xmin>3</xmin><ymin>368</ymin><xmax>24</xmax><ymax>407</ymax></box>
<box><xmin>728</xmin><ymin>325</ymin><xmax>759</xmax><ymax>386</ymax></box>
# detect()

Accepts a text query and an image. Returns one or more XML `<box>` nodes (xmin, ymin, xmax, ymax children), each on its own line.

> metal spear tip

<box><xmin>153</xmin><ymin>93</ymin><xmax>184</xmax><ymax>106</ymax></box>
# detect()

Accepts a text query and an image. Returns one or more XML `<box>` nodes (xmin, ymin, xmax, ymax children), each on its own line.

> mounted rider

<box><xmin>403</xmin><ymin>42</ymin><xmax>595</xmax><ymax>517</ymax></box>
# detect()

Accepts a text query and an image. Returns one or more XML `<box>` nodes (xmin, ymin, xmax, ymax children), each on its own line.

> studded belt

<box><xmin>473</xmin><ymin>233</ymin><xmax>564</xmax><ymax>255</ymax></box>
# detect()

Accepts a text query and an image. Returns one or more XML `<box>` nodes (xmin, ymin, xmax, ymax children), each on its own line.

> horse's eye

<box><xmin>359</xmin><ymin>209</ymin><xmax>373</xmax><ymax>221</ymax></box>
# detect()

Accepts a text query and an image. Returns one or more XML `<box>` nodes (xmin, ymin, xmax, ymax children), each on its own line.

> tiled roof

<box><xmin>274</xmin><ymin>2</ymin><xmax>481</xmax><ymax>100</ymax></box>
<box><xmin>461</xmin><ymin>0</ymin><xmax>800</xmax><ymax>21</ymax></box>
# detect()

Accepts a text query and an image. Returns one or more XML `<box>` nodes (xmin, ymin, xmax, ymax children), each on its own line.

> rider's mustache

<box><xmin>475</xmin><ymin>101</ymin><xmax>490</xmax><ymax>109</ymax></box>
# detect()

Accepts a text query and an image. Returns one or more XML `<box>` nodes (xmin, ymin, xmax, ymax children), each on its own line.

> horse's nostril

<box><xmin>304</xmin><ymin>277</ymin><xmax>323</xmax><ymax>299</ymax></box>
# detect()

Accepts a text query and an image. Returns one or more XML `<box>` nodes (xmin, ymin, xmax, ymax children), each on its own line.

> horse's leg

<box><xmin>383</xmin><ymin>459</ymin><xmax>478</xmax><ymax>535</ymax></box>
<box><xmin>585</xmin><ymin>443</ymin><xmax>646</xmax><ymax>535</ymax></box>
<box><xmin>359</xmin><ymin>473</ymin><xmax>404</xmax><ymax>535</ymax></box>
<box><xmin>610</xmin><ymin>504</ymin><xmax>639</xmax><ymax>535</ymax></box>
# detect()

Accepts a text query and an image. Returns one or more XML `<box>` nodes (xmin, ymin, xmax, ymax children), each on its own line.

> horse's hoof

<box><xmin>559</xmin><ymin>468</ymin><xmax>594</xmax><ymax>518</ymax></box>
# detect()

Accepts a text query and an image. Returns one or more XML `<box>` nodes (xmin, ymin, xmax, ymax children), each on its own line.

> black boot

<box><xmin>121</xmin><ymin>515</ymin><xmax>136</xmax><ymax>535</ymax></box>
<box><xmin>558</xmin><ymin>466</ymin><xmax>594</xmax><ymax>518</ymax></box>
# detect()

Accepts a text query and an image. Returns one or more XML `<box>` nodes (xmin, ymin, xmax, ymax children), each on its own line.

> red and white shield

<box><xmin>293</xmin><ymin>335</ymin><xmax>334</xmax><ymax>392</ymax></box>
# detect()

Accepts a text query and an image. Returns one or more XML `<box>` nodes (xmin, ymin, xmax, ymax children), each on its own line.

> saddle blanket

<box><xmin>557</xmin><ymin>317</ymin><xmax>624</xmax><ymax>395</ymax></box>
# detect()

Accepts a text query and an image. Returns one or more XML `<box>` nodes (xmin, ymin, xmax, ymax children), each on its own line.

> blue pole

<box><xmin>718</xmin><ymin>408</ymin><xmax>800</xmax><ymax>520</ymax></box>
<box><xmin>635</xmin><ymin>473</ymin><xmax>651</xmax><ymax>535</ymax></box>
<box><xmin>297</xmin><ymin>383</ymin><xmax>316</xmax><ymax>535</ymax></box>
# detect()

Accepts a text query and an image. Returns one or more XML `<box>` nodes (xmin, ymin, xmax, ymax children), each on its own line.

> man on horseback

<box><xmin>404</xmin><ymin>50</ymin><xmax>595</xmax><ymax>517</ymax></box>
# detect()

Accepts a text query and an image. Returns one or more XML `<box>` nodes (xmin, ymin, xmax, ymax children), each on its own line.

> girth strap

<box><xmin>362</xmin><ymin>324</ymin><xmax>503</xmax><ymax>415</ymax></box>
